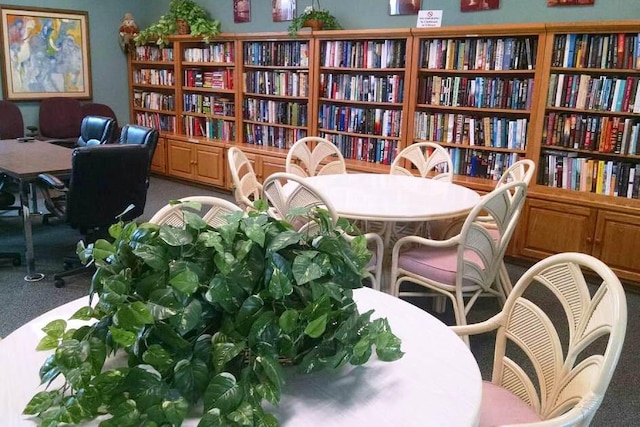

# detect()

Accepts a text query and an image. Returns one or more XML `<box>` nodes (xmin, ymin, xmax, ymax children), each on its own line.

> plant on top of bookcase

<box><xmin>288</xmin><ymin>0</ymin><xmax>342</xmax><ymax>37</ymax></box>
<box><xmin>135</xmin><ymin>0</ymin><xmax>221</xmax><ymax>47</ymax></box>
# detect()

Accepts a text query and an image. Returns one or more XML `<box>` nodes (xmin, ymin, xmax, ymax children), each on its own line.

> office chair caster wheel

<box><xmin>54</xmin><ymin>278</ymin><xmax>65</xmax><ymax>288</ymax></box>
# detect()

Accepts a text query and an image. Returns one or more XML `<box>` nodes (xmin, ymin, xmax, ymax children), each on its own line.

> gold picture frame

<box><xmin>0</xmin><ymin>5</ymin><xmax>91</xmax><ymax>100</ymax></box>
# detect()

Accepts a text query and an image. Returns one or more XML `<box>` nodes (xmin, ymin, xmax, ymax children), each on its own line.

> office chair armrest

<box><xmin>37</xmin><ymin>173</ymin><xmax>66</xmax><ymax>190</ymax></box>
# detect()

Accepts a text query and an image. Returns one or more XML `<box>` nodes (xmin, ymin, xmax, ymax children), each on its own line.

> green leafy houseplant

<box><xmin>135</xmin><ymin>0</ymin><xmax>221</xmax><ymax>47</ymax></box>
<box><xmin>24</xmin><ymin>202</ymin><xmax>403</xmax><ymax>426</ymax></box>
<box><xmin>288</xmin><ymin>0</ymin><xmax>342</xmax><ymax>37</ymax></box>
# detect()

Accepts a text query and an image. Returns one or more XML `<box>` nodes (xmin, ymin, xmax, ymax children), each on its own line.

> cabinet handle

<box><xmin>586</xmin><ymin>236</ymin><xmax>592</xmax><ymax>243</ymax></box>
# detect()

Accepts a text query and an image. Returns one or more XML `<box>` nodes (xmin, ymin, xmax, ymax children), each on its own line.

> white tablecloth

<box><xmin>0</xmin><ymin>288</ymin><xmax>481</xmax><ymax>426</ymax></box>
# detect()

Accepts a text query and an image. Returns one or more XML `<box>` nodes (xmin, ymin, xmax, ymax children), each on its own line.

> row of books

<box><xmin>243</xmin><ymin>41</ymin><xmax>309</xmax><ymax>67</ymax></box>
<box><xmin>135</xmin><ymin>112</ymin><xmax>175</xmax><ymax>132</ymax></box>
<box><xmin>551</xmin><ymin>33</ymin><xmax>640</xmax><ymax>70</ymax></box>
<box><xmin>318</xmin><ymin>105</ymin><xmax>403</xmax><ymax>138</ymax></box>
<box><xmin>416</xmin><ymin>76</ymin><xmax>534</xmax><ymax>110</ymax></box>
<box><xmin>133</xmin><ymin>91</ymin><xmax>175</xmax><ymax>111</ymax></box>
<box><xmin>413</xmin><ymin>112</ymin><xmax>528</xmax><ymax>150</ymax></box>
<box><xmin>319</xmin><ymin>73</ymin><xmax>405</xmax><ymax>104</ymax></box>
<box><xmin>183</xmin><ymin>42</ymin><xmax>234</xmax><ymax>63</ymax></box>
<box><xmin>548</xmin><ymin>74</ymin><xmax>640</xmax><ymax>113</ymax></box>
<box><xmin>320</xmin><ymin>40</ymin><xmax>407</xmax><ymax>69</ymax></box>
<box><xmin>322</xmin><ymin>133</ymin><xmax>398</xmax><ymax>165</ymax></box>
<box><xmin>133</xmin><ymin>68</ymin><xmax>175</xmax><ymax>86</ymax></box>
<box><xmin>543</xmin><ymin>113</ymin><xmax>640</xmax><ymax>154</ymax></box>
<box><xmin>134</xmin><ymin>46</ymin><xmax>174</xmax><ymax>62</ymax></box>
<box><xmin>540</xmin><ymin>151</ymin><xmax>640</xmax><ymax>198</ymax></box>
<box><xmin>184</xmin><ymin>69</ymin><xmax>234</xmax><ymax>90</ymax></box>
<box><xmin>183</xmin><ymin>116</ymin><xmax>235</xmax><ymax>141</ymax></box>
<box><xmin>446</xmin><ymin>148</ymin><xmax>521</xmax><ymax>181</ymax></box>
<box><xmin>183</xmin><ymin>94</ymin><xmax>235</xmax><ymax>117</ymax></box>
<box><xmin>243</xmin><ymin>124</ymin><xmax>306</xmax><ymax>148</ymax></box>
<box><xmin>419</xmin><ymin>37</ymin><xmax>537</xmax><ymax>71</ymax></box>
<box><xmin>243</xmin><ymin>71</ymin><xmax>309</xmax><ymax>97</ymax></box>
<box><xmin>243</xmin><ymin>99</ymin><xmax>308</xmax><ymax>126</ymax></box>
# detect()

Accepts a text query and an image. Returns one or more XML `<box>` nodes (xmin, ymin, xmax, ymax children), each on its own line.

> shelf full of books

<box><xmin>539</xmin><ymin>26</ymin><xmax>640</xmax><ymax>200</ymax></box>
<box><xmin>408</xmin><ymin>25</ymin><xmax>544</xmax><ymax>183</ymax></box>
<box><xmin>315</xmin><ymin>31</ymin><xmax>412</xmax><ymax>167</ymax></box>
<box><xmin>240</xmin><ymin>37</ymin><xmax>311</xmax><ymax>149</ymax></box>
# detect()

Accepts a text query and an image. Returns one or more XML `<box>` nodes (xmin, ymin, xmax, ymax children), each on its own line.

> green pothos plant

<box><xmin>24</xmin><ymin>202</ymin><xmax>403</xmax><ymax>426</ymax></box>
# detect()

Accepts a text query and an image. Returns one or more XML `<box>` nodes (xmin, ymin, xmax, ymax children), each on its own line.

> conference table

<box><xmin>0</xmin><ymin>139</ymin><xmax>73</xmax><ymax>281</ymax></box>
<box><xmin>0</xmin><ymin>288</ymin><xmax>482</xmax><ymax>426</ymax></box>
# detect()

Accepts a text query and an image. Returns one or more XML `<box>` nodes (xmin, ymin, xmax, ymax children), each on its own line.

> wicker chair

<box><xmin>262</xmin><ymin>172</ymin><xmax>383</xmax><ymax>290</ymax></box>
<box><xmin>452</xmin><ymin>252</ymin><xmax>627</xmax><ymax>427</ymax></box>
<box><xmin>389</xmin><ymin>142</ymin><xmax>453</xmax><ymax>181</ymax></box>
<box><xmin>285</xmin><ymin>136</ymin><xmax>346</xmax><ymax>178</ymax></box>
<box><xmin>227</xmin><ymin>147</ymin><xmax>262</xmax><ymax>212</ymax></box>
<box><xmin>149</xmin><ymin>196</ymin><xmax>242</xmax><ymax>228</ymax></box>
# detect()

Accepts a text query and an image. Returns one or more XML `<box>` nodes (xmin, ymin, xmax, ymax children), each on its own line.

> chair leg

<box><xmin>499</xmin><ymin>261</ymin><xmax>513</xmax><ymax>296</ymax></box>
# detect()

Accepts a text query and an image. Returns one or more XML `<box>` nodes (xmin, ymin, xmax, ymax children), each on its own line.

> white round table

<box><xmin>303</xmin><ymin>173</ymin><xmax>481</xmax><ymax>222</ymax></box>
<box><xmin>0</xmin><ymin>288</ymin><xmax>482</xmax><ymax>426</ymax></box>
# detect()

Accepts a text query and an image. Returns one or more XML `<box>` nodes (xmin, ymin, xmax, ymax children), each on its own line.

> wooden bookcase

<box><xmin>312</xmin><ymin>29</ymin><xmax>413</xmax><ymax>173</ymax></box>
<box><xmin>408</xmin><ymin>24</ymin><xmax>547</xmax><ymax>193</ymax></box>
<box><xmin>126</xmin><ymin>22</ymin><xmax>640</xmax><ymax>285</ymax></box>
<box><xmin>517</xmin><ymin>21</ymin><xmax>640</xmax><ymax>283</ymax></box>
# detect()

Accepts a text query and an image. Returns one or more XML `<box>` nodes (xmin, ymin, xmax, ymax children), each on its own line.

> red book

<box><xmin>617</xmin><ymin>33</ymin><xmax>625</xmax><ymax>69</ymax></box>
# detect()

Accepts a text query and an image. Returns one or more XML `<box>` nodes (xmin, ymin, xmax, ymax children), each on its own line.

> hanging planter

<box><xmin>288</xmin><ymin>0</ymin><xmax>341</xmax><ymax>37</ymax></box>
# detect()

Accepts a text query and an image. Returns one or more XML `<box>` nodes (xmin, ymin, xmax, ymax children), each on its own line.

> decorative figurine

<box><xmin>118</xmin><ymin>12</ymin><xmax>138</xmax><ymax>53</ymax></box>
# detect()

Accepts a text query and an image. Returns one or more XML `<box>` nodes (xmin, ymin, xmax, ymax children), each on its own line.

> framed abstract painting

<box><xmin>0</xmin><ymin>5</ymin><xmax>91</xmax><ymax>100</ymax></box>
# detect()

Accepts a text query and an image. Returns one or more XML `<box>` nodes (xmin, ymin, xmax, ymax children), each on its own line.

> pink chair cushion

<box><xmin>397</xmin><ymin>245</ymin><xmax>484</xmax><ymax>286</ymax></box>
<box><xmin>480</xmin><ymin>381</ymin><xmax>542</xmax><ymax>427</ymax></box>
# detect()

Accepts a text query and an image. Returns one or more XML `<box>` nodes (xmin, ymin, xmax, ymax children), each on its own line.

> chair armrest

<box><xmin>450</xmin><ymin>312</ymin><xmax>505</xmax><ymax>337</ymax></box>
<box><xmin>395</xmin><ymin>233</ymin><xmax>461</xmax><ymax>250</ymax></box>
<box><xmin>37</xmin><ymin>173</ymin><xmax>66</xmax><ymax>190</ymax></box>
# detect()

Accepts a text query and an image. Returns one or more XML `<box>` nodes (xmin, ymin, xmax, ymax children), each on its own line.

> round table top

<box><xmin>0</xmin><ymin>288</ymin><xmax>482</xmax><ymax>426</ymax></box>
<box><xmin>304</xmin><ymin>173</ymin><xmax>481</xmax><ymax>221</ymax></box>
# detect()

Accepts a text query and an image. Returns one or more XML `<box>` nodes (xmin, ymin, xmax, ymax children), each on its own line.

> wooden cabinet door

<box><xmin>593</xmin><ymin>210</ymin><xmax>640</xmax><ymax>282</ymax></box>
<box><xmin>193</xmin><ymin>144</ymin><xmax>224</xmax><ymax>187</ymax></box>
<box><xmin>518</xmin><ymin>198</ymin><xmax>596</xmax><ymax>260</ymax></box>
<box><xmin>150</xmin><ymin>138</ymin><xmax>167</xmax><ymax>174</ymax></box>
<box><xmin>167</xmin><ymin>140</ymin><xmax>194</xmax><ymax>180</ymax></box>
<box><xmin>258</xmin><ymin>155</ymin><xmax>286</xmax><ymax>181</ymax></box>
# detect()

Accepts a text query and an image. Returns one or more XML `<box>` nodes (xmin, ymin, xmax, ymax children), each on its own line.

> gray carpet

<box><xmin>0</xmin><ymin>175</ymin><xmax>637</xmax><ymax>425</ymax></box>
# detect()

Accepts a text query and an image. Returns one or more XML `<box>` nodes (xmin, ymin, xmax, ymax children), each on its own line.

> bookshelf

<box><xmin>408</xmin><ymin>24</ymin><xmax>547</xmax><ymax>192</ymax></box>
<box><xmin>313</xmin><ymin>29</ymin><xmax>413</xmax><ymax>173</ymax></box>
<box><xmin>518</xmin><ymin>21</ymin><xmax>640</xmax><ymax>283</ymax></box>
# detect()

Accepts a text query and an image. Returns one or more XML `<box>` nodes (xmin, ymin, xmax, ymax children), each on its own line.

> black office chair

<box><xmin>37</xmin><ymin>144</ymin><xmax>152</xmax><ymax>287</ymax></box>
<box><xmin>77</xmin><ymin>115</ymin><xmax>116</xmax><ymax>147</ymax></box>
<box><xmin>118</xmin><ymin>124</ymin><xmax>159</xmax><ymax>185</ymax></box>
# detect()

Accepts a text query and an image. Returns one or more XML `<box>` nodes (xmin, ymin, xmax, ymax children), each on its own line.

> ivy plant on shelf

<box><xmin>23</xmin><ymin>202</ymin><xmax>403</xmax><ymax>426</ymax></box>
<box><xmin>134</xmin><ymin>0</ymin><xmax>221</xmax><ymax>47</ymax></box>
<box><xmin>288</xmin><ymin>0</ymin><xmax>342</xmax><ymax>37</ymax></box>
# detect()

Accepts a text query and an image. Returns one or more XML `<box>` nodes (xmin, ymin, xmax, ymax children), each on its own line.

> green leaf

<box><xmin>184</xmin><ymin>211</ymin><xmax>208</xmax><ymax>230</ymax></box>
<box><xmin>278</xmin><ymin>309</ymin><xmax>299</xmax><ymax>334</ymax></box>
<box><xmin>227</xmin><ymin>401</ymin><xmax>253</xmax><ymax>425</ymax></box>
<box><xmin>173</xmin><ymin>358</ymin><xmax>209</xmax><ymax>403</ymax></box>
<box><xmin>142</xmin><ymin>344</ymin><xmax>175</xmax><ymax>374</ymax></box>
<box><xmin>88</xmin><ymin>337</ymin><xmax>107</xmax><ymax>375</ymax></box>
<box><xmin>109</xmin><ymin>326</ymin><xmax>137</xmax><ymax>347</ymax></box>
<box><xmin>42</xmin><ymin>319</ymin><xmax>67</xmax><ymax>338</ymax></box>
<box><xmin>257</xmin><ymin>355</ymin><xmax>284</xmax><ymax>393</ymax></box>
<box><xmin>162</xmin><ymin>397</ymin><xmax>189</xmax><ymax>426</ymax></box>
<box><xmin>211</xmin><ymin>341</ymin><xmax>245</xmax><ymax>374</ymax></box>
<box><xmin>203</xmin><ymin>372</ymin><xmax>242</xmax><ymax>414</ymax></box>
<box><xmin>23</xmin><ymin>390</ymin><xmax>60</xmax><ymax>415</ymax></box>
<box><xmin>159</xmin><ymin>226</ymin><xmax>194</xmax><ymax>246</ymax></box>
<box><xmin>113</xmin><ymin>302</ymin><xmax>154</xmax><ymax>330</ymax></box>
<box><xmin>268</xmin><ymin>268</ymin><xmax>293</xmax><ymax>300</ymax></box>
<box><xmin>247</xmin><ymin>311</ymin><xmax>278</xmax><ymax>348</ymax></box>
<box><xmin>133</xmin><ymin>243</ymin><xmax>168</xmax><ymax>271</ymax></box>
<box><xmin>197</xmin><ymin>408</ymin><xmax>224</xmax><ymax>427</ymax></box>
<box><xmin>172</xmin><ymin>299</ymin><xmax>203</xmax><ymax>335</ymax></box>
<box><xmin>39</xmin><ymin>355</ymin><xmax>61</xmax><ymax>384</ymax></box>
<box><xmin>36</xmin><ymin>335</ymin><xmax>60</xmax><ymax>351</ymax></box>
<box><xmin>267</xmin><ymin>230</ymin><xmax>301</xmax><ymax>253</ymax></box>
<box><xmin>236</xmin><ymin>295</ymin><xmax>264</xmax><ymax>336</ymax></box>
<box><xmin>375</xmin><ymin>331</ymin><xmax>404</xmax><ymax>362</ymax></box>
<box><xmin>169</xmin><ymin>268</ymin><xmax>200</xmax><ymax>295</ymax></box>
<box><xmin>304</xmin><ymin>314</ymin><xmax>327</xmax><ymax>338</ymax></box>
<box><xmin>244</xmin><ymin>223</ymin><xmax>266</xmax><ymax>247</ymax></box>
<box><xmin>54</xmin><ymin>339</ymin><xmax>90</xmax><ymax>370</ymax></box>
<box><xmin>293</xmin><ymin>255</ymin><xmax>326</xmax><ymax>285</ymax></box>
<box><xmin>69</xmin><ymin>306</ymin><xmax>94</xmax><ymax>321</ymax></box>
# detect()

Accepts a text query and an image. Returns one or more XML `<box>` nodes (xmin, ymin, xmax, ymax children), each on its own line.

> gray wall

<box><xmin>2</xmin><ymin>0</ymin><xmax>639</xmax><ymax>131</ymax></box>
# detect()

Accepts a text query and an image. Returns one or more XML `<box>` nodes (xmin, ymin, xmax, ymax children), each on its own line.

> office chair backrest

<box><xmin>118</xmin><ymin>124</ymin><xmax>159</xmax><ymax>170</ymax></box>
<box><xmin>38</xmin><ymin>97</ymin><xmax>83</xmax><ymax>140</ymax></box>
<box><xmin>66</xmin><ymin>144</ymin><xmax>150</xmax><ymax>229</ymax></box>
<box><xmin>0</xmin><ymin>100</ymin><xmax>24</xmax><ymax>139</ymax></box>
<box><xmin>81</xmin><ymin>103</ymin><xmax>120</xmax><ymax>142</ymax></box>
<box><xmin>77</xmin><ymin>116</ymin><xmax>115</xmax><ymax>147</ymax></box>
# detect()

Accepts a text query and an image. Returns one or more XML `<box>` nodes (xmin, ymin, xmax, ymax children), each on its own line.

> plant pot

<box><xmin>176</xmin><ymin>18</ymin><xmax>190</xmax><ymax>35</ymax></box>
<box><xmin>303</xmin><ymin>19</ymin><xmax>323</xmax><ymax>31</ymax></box>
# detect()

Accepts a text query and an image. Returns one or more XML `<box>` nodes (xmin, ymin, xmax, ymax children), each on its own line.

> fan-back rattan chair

<box><xmin>285</xmin><ymin>136</ymin><xmax>347</xmax><ymax>178</ymax></box>
<box><xmin>390</xmin><ymin>181</ymin><xmax>528</xmax><ymax>345</ymax></box>
<box><xmin>452</xmin><ymin>252</ymin><xmax>627</xmax><ymax>427</ymax></box>
<box><xmin>390</xmin><ymin>142</ymin><xmax>453</xmax><ymax>181</ymax></box>
<box><xmin>227</xmin><ymin>147</ymin><xmax>262</xmax><ymax>211</ymax></box>
<box><xmin>262</xmin><ymin>172</ymin><xmax>383</xmax><ymax>290</ymax></box>
<box><xmin>149</xmin><ymin>196</ymin><xmax>242</xmax><ymax>228</ymax></box>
